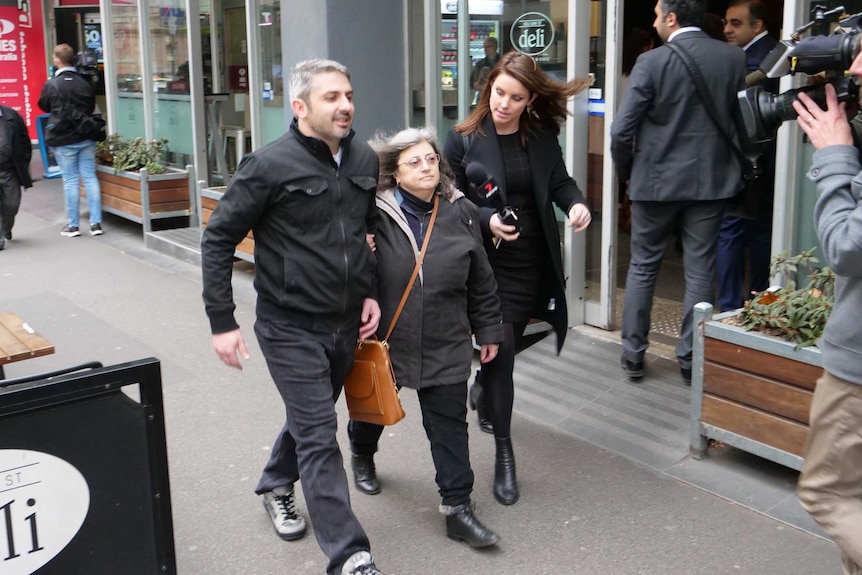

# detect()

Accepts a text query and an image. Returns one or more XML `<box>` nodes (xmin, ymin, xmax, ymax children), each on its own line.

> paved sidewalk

<box><xmin>0</xmin><ymin>168</ymin><xmax>840</xmax><ymax>574</ymax></box>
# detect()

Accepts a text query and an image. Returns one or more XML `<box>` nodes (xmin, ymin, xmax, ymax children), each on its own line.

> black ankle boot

<box><xmin>351</xmin><ymin>454</ymin><xmax>380</xmax><ymax>495</ymax></box>
<box><xmin>468</xmin><ymin>370</ymin><xmax>494</xmax><ymax>434</ymax></box>
<box><xmin>444</xmin><ymin>503</ymin><xmax>499</xmax><ymax>548</ymax></box>
<box><xmin>493</xmin><ymin>437</ymin><xmax>519</xmax><ymax>505</ymax></box>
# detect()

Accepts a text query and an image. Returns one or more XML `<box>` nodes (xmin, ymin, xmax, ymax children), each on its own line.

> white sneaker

<box><xmin>261</xmin><ymin>485</ymin><xmax>307</xmax><ymax>541</ymax></box>
<box><xmin>341</xmin><ymin>551</ymin><xmax>384</xmax><ymax>575</ymax></box>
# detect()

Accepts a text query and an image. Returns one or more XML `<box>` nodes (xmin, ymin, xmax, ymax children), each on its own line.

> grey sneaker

<box><xmin>89</xmin><ymin>223</ymin><xmax>104</xmax><ymax>236</ymax></box>
<box><xmin>341</xmin><ymin>551</ymin><xmax>383</xmax><ymax>575</ymax></box>
<box><xmin>60</xmin><ymin>225</ymin><xmax>80</xmax><ymax>237</ymax></box>
<box><xmin>261</xmin><ymin>485</ymin><xmax>306</xmax><ymax>541</ymax></box>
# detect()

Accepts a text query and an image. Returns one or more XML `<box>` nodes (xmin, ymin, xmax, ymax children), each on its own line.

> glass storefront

<box><xmin>112</xmin><ymin>6</ymin><xmax>145</xmax><ymax>140</ymax></box>
<box><xmin>62</xmin><ymin>0</ymin><xmax>820</xmax><ymax>333</ymax></box>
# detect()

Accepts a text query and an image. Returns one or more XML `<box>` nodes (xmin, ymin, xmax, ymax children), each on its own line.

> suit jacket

<box><xmin>611</xmin><ymin>30</ymin><xmax>747</xmax><ymax>202</ymax></box>
<box><xmin>443</xmin><ymin>116</ymin><xmax>588</xmax><ymax>352</ymax></box>
<box><xmin>0</xmin><ymin>105</ymin><xmax>33</xmax><ymax>188</ymax></box>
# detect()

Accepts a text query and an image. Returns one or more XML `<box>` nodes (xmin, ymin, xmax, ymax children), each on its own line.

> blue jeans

<box><xmin>53</xmin><ymin>140</ymin><xmax>101</xmax><ymax>228</ymax></box>
<box><xmin>253</xmin><ymin>317</ymin><xmax>370</xmax><ymax>575</ymax></box>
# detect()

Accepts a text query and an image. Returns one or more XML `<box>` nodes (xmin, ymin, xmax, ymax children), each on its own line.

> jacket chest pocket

<box><xmin>281</xmin><ymin>177</ymin><xmax>331</xmax><ymax>230</ymax></box>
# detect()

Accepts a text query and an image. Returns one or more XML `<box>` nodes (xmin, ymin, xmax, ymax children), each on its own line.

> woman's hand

<box><xmin>792</xmin><ymin>84</ymin><xmax>853</xmax><ymax>151</ymax></box>
<box><xmin>567</xmin><ymin>203</ymin><xmax>592</xmax><ymax>232</ymax></box>
<box><xmin>489</xmin><ymin>212</ymin><xmax>520</xmax><ymax>242</ymax></box>
<box><xmin>480</xmin><ymin>343</ymin><xmax>499</xmax><ymax>364</ymax></box>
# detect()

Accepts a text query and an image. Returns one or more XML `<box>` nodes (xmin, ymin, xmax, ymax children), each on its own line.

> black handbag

<box><xmin>667</xmin><ymin>42</ymin><xmax>765</xmax><ymax>219</ymax></box>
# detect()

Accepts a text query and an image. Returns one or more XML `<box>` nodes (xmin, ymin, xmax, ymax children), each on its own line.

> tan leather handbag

<box><xmin>343</xmin><ymin>195</ymin><xmax>439</xmax><ymax>426</ymax></box>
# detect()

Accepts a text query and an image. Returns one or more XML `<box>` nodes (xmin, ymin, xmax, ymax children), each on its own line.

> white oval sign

<box><xmin>0</xmin><ymin>449</ymin><xmax>90</xmax><ymax>575</ymax></box>
<box><xmin>510</xmin><ymin>11</ymin><xmax>555</xmax><ymax>57</ymax></box>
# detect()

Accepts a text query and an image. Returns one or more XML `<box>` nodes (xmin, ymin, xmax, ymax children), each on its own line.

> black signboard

<box><xmin>0</xmin><ymin>359</ymin><xmax>176</xmax><ymax>575</ymax></box>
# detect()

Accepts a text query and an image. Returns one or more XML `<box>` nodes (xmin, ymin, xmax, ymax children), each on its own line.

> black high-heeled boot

<box><xmin>493</xmin><ymin>437</ymin><xmax>519</xmax><ymax>505</ymax></box>
<box><xmin>467</xmin><ymin>370</ymin><xmax>494</xmax><ymax>434</ymax></box>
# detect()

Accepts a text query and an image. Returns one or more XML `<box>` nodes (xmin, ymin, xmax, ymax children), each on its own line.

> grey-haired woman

<box><xmin>347</xmin><ymin>127</ymin><xmax>503</xmax><ymax>548</ymax></box>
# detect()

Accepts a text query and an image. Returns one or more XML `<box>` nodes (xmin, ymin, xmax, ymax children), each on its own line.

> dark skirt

<box><xmin>487</xmin><ymin>208</ymin><xmax>547</xmax><ymax>324</ymax></box>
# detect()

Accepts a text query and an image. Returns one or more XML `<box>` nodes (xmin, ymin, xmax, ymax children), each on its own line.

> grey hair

<box><xmin>288</xmin><ymin>59</ymin><xmax>351</xmax><ymax>102</ymax></box>
<box><xmin>368</xmin><ymin>127</ymin><xmax>456</xmax><ymax>200</ymax></box>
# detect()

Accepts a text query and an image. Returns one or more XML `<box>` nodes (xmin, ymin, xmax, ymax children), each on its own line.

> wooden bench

<box><xmin>0</xmin><ymin>312</ymin><xmax>55</xmax><ymax>379</ymax></box>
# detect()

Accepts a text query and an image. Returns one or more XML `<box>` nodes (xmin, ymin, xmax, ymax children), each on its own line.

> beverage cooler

<box><xmin>440</xmin><ymin>18</ymin><xmax>500</xmax><ymax>89</ymax></box>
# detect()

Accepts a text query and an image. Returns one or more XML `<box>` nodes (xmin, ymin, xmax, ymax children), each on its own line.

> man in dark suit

<box><xmin>611</xmin><ymin>0</ymin><xmax>747</xmax><ymax>384</ymax></box>
<box><xmin>0</xmin><ymin>104</ymin><xmax>33</xmax><ymax>251</ymax></box>
<box><xmin>717</xmin><ymin>0</ymin><xmax>779</xmax><ymax>312</ymax></box>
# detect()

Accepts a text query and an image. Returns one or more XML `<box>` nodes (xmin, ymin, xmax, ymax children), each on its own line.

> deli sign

<box><xmin>1</xmin><ymin>450</ymin><xmax>91</xmax><ymax>574</ymax></box>
<box><xmin>510</xmin><ymin>11</ymin><xmax>555</xmax><ymax>57</ymax></box>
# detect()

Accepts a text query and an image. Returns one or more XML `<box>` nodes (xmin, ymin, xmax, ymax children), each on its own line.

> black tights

<box><xmin>481</xmin><ymin>321</ymin><xmax>526</xmax><ymax>439</ymax></box>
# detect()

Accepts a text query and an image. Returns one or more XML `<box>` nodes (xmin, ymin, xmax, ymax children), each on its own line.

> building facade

<box><xmin>28</xmin><ymin>0</ymin><xmax>852</xmax><ymax>332</ymax></box>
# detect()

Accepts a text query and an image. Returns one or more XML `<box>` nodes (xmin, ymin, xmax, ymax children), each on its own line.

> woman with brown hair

<box><xmin>443</xmin><ymin>51</ymin><xmax>592</xmax><ymax>506</ymax></box>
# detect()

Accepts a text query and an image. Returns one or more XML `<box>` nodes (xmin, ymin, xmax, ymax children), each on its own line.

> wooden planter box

<box><xmin>690</xmin><ymin>302</ymin><xmax>822</xmax><ymax>471</ymax></box>
<box><xmin>87</xmin><ymin>164</ymin><xmax>195</xmax><ymax>231</ymax></box>
<box><xmin>200</xmin><ymin>186</ymin><xmax>255</xmax><ymax>262</ymax></box>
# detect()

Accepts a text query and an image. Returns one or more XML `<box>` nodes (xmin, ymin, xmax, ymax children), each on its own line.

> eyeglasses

<box><xmin>398</xmin><ymin>153</ymin><xmax>440</xmax><ymax>170</ymax></box>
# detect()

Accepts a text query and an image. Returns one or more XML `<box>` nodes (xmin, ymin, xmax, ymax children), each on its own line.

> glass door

<box><xmin>583</xmin><ymin>0</ymin><xmax>620</xmax><ymax>329</ymax></box>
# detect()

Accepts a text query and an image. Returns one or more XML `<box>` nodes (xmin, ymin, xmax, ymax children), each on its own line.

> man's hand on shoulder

<box><xmin>359</xmin><ymin>298</ymin><xmax>381</xmax><ymax>340</ymax></box>
<box><xmin>212</xmin><ymin>329</ymin><xmax>250</xmax><ymax>370</ymax></box>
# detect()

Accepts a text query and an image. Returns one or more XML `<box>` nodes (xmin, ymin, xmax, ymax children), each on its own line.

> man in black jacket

<box><xmin>38</xmin><ymin>43</ymin><xmax>103</xmax><ymax>238</ymax></box>
<box><xmin>201</xmin><ymin>59</ymin><xmax>385</xmax><ymax>575</ymax></box>
<box><xmin>0</xmin><ymin>104</ymin><xmax>32</xmax><ymax>250</ymax></box>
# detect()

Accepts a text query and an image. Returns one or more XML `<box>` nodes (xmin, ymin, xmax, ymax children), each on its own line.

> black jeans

<box><xmin>0</xmin><ymin>169</ymin><xmax>21</xmax><ymax>239</ymax></box>
<box><xmin>349</xmin><ymin>383</ymin><xmax>473</xmax><ymax>507</ymax></box>
<box><xmin>254</xmin><ymin>318</ymin><xmax>370</xmax><ymax>575</ymax></box>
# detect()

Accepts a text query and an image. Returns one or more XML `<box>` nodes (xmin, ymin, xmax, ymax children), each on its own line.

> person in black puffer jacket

<box><xmin>38</xmin><ymin>43</ymin><xmax>103</xmax><ymax>238</ymax></box>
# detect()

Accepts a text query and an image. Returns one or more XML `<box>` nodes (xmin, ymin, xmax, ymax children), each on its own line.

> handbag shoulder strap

<box><xmin>665</xmin><ymin>42</ymin><xmax>752</xmax><ymax>170</ymax></box>
<box><xmin>383</xmin><ymin>193</ymin><xmax>439</xmax><ymax>341</ymax></box>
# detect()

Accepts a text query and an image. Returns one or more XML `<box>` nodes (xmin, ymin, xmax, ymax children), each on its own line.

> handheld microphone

<box><xmin>465</xmin><ymin>162</ymin><xmax>520</xmax><ymax>234</ymax></box>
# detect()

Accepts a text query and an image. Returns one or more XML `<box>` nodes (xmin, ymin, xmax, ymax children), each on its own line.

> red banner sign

<box><xmin>0</xmin><ymin>0</ymin><xmax>48</xmax><ymax>140</ymax></box>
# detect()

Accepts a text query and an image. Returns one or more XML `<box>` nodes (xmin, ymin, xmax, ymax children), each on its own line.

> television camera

<box><xmin>738</xmin><ymin>5</ymin><xmax>862</xmax><ymax>144</ymax></box>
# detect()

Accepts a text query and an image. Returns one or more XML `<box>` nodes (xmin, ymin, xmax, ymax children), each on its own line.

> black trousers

<box><xmin>348</xmin><ymin>383</ymin><xmax>473</xmax><ymax>507</ymax></box>
<box><xmin>0</xmin><ymin>169</ymin><xmax>21</xmax><ymax>239</ymax></box>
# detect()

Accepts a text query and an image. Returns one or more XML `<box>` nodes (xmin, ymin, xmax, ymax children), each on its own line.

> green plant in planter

<box><xmin>95</xmin><ymin>134</ymin><xmax>169</xmax><ymax>174</ymax></box>
<box><xmin>734</xmin><ymin>248</ymin><xmax>835</xmax><ymax>348</ymax></box>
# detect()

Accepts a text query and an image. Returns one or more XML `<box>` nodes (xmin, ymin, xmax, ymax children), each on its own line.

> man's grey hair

<box><xmin>288</xmin><ymin>59</ymin><xmax>351</xmax><ymax>102</ymax></box>
<box><xmin>660</xmin><ymin>0</ymin><xmax>706</xmax><ymax>28</ymax></box>
<box><xmin>368</xmin><ymin>126</ymin><xmax>456</xmax><ymax>199</ymax></box>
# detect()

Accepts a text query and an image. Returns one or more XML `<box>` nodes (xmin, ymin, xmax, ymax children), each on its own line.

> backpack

<box><xmin>48</xmin><ymin>72</ymin><xmax>107</xmax><ymax>142</ymax></box>
<box><xmin>67</xmin><ymin>109</ymin><xmax>107</xmax><ymax>142</ymax></box>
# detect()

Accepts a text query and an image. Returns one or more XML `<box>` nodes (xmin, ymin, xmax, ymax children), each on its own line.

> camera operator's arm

<box><xmin>794</xmin><ymin>84</ymin><xmax>862</xmax><ymax>276</ymax></box>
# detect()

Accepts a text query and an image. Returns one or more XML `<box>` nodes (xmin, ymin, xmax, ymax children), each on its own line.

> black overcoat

<box><xmin>444</xmin><ymin>116</ymin><xmax>588</xmax><ymax>353</ymax></box>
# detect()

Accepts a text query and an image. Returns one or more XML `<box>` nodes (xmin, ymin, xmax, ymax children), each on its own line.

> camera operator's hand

<box><xmin>793</xmin><ymin>84</ymin><xmax>853</xmax><ymax>150</ymax></box>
